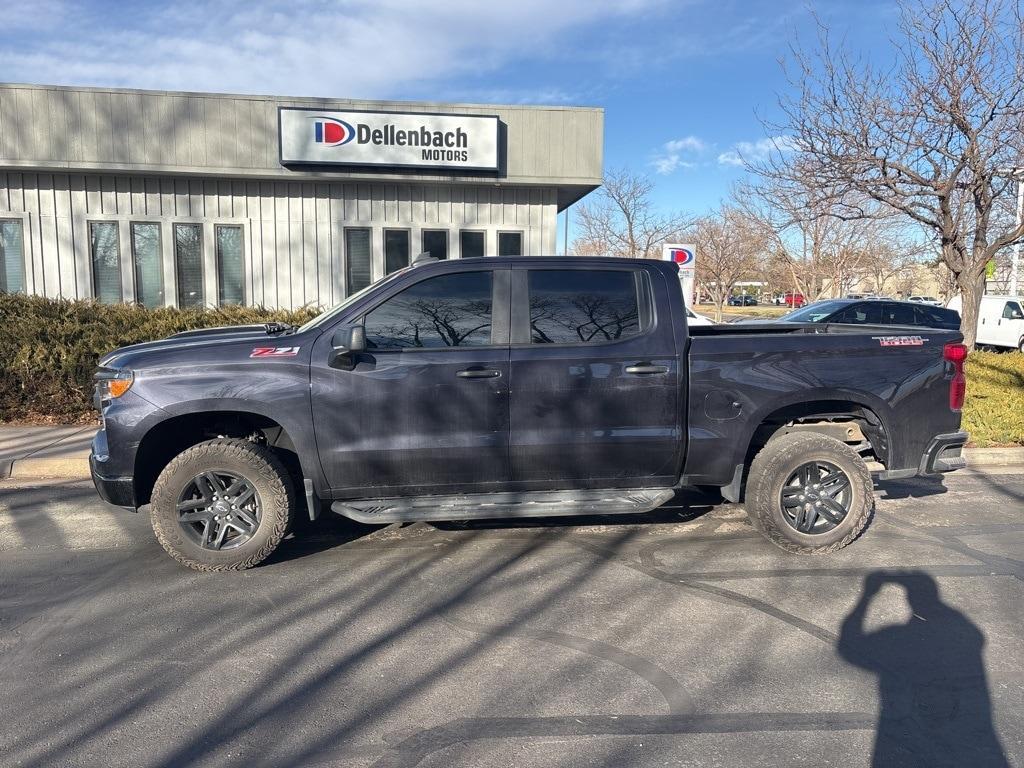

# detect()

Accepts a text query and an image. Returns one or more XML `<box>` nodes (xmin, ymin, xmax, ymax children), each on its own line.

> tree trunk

<box><xmin>956</xmin><ymin>270</ymin><xmax>986</xmax><ymax>350</ymax></box>
<box><xmin>714</xmin><ymin>300</ymin><xmax>724</xmax><ymax>323</ymax></box>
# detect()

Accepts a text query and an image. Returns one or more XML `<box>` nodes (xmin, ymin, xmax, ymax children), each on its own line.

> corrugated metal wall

<box><xmin>0</xmin><ymin>85</ymin><xmax>603</xmax><ymax>190</ymax></box>
<box><xmin>0</xmin><ymin>171</ymin><xmax>557</xmax><ymax>310</ymax></box>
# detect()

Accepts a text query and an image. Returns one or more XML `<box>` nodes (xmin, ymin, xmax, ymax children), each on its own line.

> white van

<box><xmin>949</xmin><ymin>294</ymin><xmax>1024</xmax><ymax>351</ymax></box>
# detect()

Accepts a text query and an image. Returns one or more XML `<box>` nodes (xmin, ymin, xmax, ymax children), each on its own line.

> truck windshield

<box><xmin>296</xmin><ymin>269</ymin><xmax>409</xmax><ymax>334</ymax></box>
<box><xmin>780</xmin><ymin>301</ymin><xmax>848</xmax><ymax>323</ymax></box>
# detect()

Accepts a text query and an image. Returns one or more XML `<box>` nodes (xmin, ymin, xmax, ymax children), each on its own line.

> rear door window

<box><xmin>914</xmin><ymin>305</ymin><xmax>955</xmax><ymax>328</ymax></box>
<box><xmin>528</xmin><ymin>269</ymin><xmax>644</xmax><ymax>344</ymax></box>
<box><xmin>831</xmin><ymin>303</ymin><xmax>882</xmax><ymax>324</ymax></box>
<box><xmin>881</xmin><ymin>302</ymin><xmax>916</xmax><ymax>325</ymax></box>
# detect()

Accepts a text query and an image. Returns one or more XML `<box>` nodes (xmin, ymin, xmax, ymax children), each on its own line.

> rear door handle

<box><xmin>456</xmin><ymin>368</ymin><xmax>502</xmax><ymax>379</ymax></box>
<box><xmin>624</xmin><ymin>363</ymin><xmax>669</xmax><ymax>375</ymax></box>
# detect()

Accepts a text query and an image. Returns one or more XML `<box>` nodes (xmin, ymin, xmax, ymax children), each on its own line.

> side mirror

<box><xmin>329</xmin><ymin>324</ymin><xmax>366</xmax><ymax>368</ymax></box>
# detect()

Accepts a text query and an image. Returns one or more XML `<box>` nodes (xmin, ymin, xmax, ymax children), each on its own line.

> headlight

<box><xmin>94</xmin><ymin>368</ymin><xmax>134</xmax><ymax>404</ymax></box>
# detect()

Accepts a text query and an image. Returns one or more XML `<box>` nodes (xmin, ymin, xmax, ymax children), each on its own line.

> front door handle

<box><xmin>624</xmin><ymin>363</ymin><xmax>669</xmax><ymax>375</ymax></box>
<box><xmin>456</xmin><ymin>368</ymin><xmax>502</xmax><ymax>379</ymax></box>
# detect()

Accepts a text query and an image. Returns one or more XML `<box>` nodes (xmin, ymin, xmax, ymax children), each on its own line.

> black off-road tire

<box><xmin>745</xmin><ymin>432</ymin><xmax>874</xmax><ymax>554</ymax></box>
<box><xmin>150</xmin><ymin>438</ymin><xmax>295</xmax><ymax>572</ymax></box>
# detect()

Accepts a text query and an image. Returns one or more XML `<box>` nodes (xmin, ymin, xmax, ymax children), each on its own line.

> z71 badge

<box><xmin>250</xmin><ymin>346</ymin><xmax>300</xmax><ymax>358</ymax></box>
<box><xmin>871</xmin><ymin>336</ymin><xmax>927</xmax><ymax>347</ymax></box>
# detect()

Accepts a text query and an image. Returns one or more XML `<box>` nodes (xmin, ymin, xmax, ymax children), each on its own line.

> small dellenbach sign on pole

<box><xmin>279</xmin><ymin>108</ymin><xmax>500</xmax><ymax>171</ymax></box>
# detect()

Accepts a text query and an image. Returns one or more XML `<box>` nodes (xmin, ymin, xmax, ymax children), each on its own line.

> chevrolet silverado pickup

<box><xmin>90</xmin><ymin>256</ymin><xmax>969</xmax><ymax>571</ymax></box>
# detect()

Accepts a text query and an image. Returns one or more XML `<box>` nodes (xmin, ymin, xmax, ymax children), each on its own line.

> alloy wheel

<box><xmin>176</xmin><ymin>470</ymin><xmax>262</xmax><ymax>550</ymax></box>
<box><xmin>779</xmin><ymin>460</ymin><xmax>852</xmax><ymax>534</ymax></box>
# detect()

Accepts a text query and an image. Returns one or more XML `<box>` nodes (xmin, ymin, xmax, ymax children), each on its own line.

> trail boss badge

<box><xmin>871</xmin><ymin>336</ymin><xmax>928</xmax><ymax>347</ymax></box>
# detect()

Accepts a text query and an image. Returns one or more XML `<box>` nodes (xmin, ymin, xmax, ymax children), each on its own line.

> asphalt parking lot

<box><xmin>1</xmin><ymin>469</ymin><xmax>1022</xmax><ymax>768</ymax></box>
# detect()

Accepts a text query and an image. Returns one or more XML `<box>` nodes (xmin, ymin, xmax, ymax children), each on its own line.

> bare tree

<box><xmin>573</xmin><ymin>168</ymin><xmax>691</xmax><ymax>258</ymax></box>
<box><xmin>738</xmin><ymin>174</ymin><xmax>924</xmax><ymax>302</ymax></box>
<box><xmin>757</xmin><ymin>0</ymin><xmax>1024</xmax><ymax>347</ymax></box>
<box><xmin>692</xmin><ymin>206</ymin><xmax>765</xmax><ymax>321</ymax></box>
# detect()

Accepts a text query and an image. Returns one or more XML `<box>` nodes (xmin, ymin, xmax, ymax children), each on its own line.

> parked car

<box><xmin>728</xmin><ymin>295</ymin><xmax>758</xmax><ymax>306</ymax></box>
<box><xmin>774</xmin><ymin>299</ymin><xmax>961</xmax><ymax>330</ymax></box>
<box><xmin>909</xmin><ymin>296</ymin><xmax>943</xmax><ymax>306</ymax></box>
<box><xmin>780</xmin><ymin>292</ymin><xmax>806</xmax><ymax>308</ymax></box>
<box><xmin>91</xmin><ymin>256</ymin><xmax>968</xmax><ymax>571</ymax></box>
<box><xmin>948</xmin><ymin>294</ymin><xmax>1024</xmax><ymax>352</ymax></box>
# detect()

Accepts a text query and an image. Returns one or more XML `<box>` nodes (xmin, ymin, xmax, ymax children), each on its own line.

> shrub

<box><xmin>0</xmin><ymin>294</ymin><xmax>318</xmax><ymax>423</ymax></box>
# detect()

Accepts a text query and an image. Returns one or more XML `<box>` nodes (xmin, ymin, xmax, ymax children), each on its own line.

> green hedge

<box><xmin>0</xmin><ymin>294</ymin><xmax>318</xmax><ymax>423</ymax></box>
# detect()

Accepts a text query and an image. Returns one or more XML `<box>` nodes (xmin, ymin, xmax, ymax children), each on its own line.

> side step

<box><xmin>331</xmin><ymin>488</ymin><xmax>676</xmax><ymax>524</ymax></box>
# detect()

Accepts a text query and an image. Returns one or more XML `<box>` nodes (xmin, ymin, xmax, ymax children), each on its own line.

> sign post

<box><xmin>663</xmin><ymin>243</ymin><xmax>696</xmax><ymax>306</ymax></box>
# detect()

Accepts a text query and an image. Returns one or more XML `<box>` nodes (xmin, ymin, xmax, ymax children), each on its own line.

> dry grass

<box><xmin>963</xmin><ymin>350</ymin><xmax>1024</xmax><ymax>446</ymax></box>
<box><xmin>694</xmin><ymin>303</ymin><xmax>791</xmax><ymax>319</ymax></box>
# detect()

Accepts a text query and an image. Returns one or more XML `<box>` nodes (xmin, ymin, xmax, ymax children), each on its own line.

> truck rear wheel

<box><xmin>744</xmin><ymin>432</ymin><xmax>874</xmax><ymax>554</ymax></box>
<box><xmin>150</xmin><ymin>438</ymin><xmax>295</xmax><ymax>571</ymax></box>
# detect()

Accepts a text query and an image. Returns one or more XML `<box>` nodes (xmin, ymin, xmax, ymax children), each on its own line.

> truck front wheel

<box><xmin>745</xmin><ymin>432</ymin><xmax>874</xmax><ymax>554</ymax></box>
<box><xmin>150</xmin><ymin>438</ymin><xmax>295</xmax><ymax>571</ymax></box>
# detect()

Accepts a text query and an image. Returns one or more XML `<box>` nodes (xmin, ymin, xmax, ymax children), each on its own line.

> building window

<box><xmin>0</xmin><ymin>219</ymin><xmax>25</xmax><ymax>294</ymax></box>
<box><xmin>174</xmin><ymin>223</ymin><xmax>204</xmax><ymax>309</ymax></box>
<box><xmin>130</xmin><ymin>223</ymin><xmax>163</xmax><ymax>309</ymax></box>
<box><xmin>498</xmin><ymin>231</ymin><xmax>523</xmax><ymax>256</ymax></box>
<box><xmin>460</xmin><ymin>230</ymin><xmax>485</xmax><ymax>259</ymax></box>
<box><xmin>346</xmin><ymin>228</ymin><xmax>372</xmax><ymax>295</ymax></box>
<box><xmin>364</xmin><ymin>271</ymin><xmax>493</xmax><ymax>349</ymax></box>
<box><xmin>216</xmin><ymin>225</ymin><xmax>245</xmax><ymax>306</ymax></box>
<box><xmin>90</xmin><ymin>221</ymin><xmax>122</xmax><ymax>303</ymax></box>
<box><xmin>528</xmin><ymin>269</ymin><xmax>642</xmax><ymax>344</ymax></box>
<box><xmin>384</xmin><ymin>229</ymin><xmax>410</xmax><ymax>274</ymax></box>
<box><xmin>421</xmin><ymin>229</ymin><xmax>448</xmax><ymax>260</ymax></box>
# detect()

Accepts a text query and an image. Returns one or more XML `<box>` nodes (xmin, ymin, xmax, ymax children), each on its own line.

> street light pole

<box><xmin>998</xmin><ymin>166</ymin><xmax>1024</xmax><ymax>296</ymax></box>
<box><xmin>1013</xmin><ymin>175</ymin><xmax>1023</xmax><ymax>296</ymax></box>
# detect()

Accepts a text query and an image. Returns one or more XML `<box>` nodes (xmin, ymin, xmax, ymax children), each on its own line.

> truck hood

<box><xmin>99</xmin><ymin>325</ymin><xmax>295</xmax><ymax>369</ymax></box>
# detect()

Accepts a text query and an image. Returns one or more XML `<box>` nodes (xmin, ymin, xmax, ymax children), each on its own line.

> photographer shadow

<box><xmin>838</xmin><ymin>570</ymin><xmax>1009</xmax><ymax>767</ymax></box>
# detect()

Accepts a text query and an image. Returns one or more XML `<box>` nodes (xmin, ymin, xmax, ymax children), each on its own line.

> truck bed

<box><xmin>682</xmin><ymin>321</ymin><xmax>963</xmax><ymax>490</ymax></box>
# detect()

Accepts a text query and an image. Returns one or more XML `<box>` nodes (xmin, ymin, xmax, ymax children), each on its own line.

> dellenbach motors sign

<box><xmin>279</xmin><ymin>108</ymin><xmax>500</xmax><ymax>171</ymax></box>
<box><xmin>663</xmin><ymin>244</ymin><xmax>696</xmax><ymax>272</ymax></box>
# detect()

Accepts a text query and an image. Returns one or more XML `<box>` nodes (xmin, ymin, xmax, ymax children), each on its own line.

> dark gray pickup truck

<box><xmin>90</xmin><ymin>256</ymin><xmax>969</xmax><ymax>571</ymax></box>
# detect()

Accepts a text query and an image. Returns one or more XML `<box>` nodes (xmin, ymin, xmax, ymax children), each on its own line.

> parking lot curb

<box><xmin>963</xmin><ymin>446</ymin><xmax>1024</xmax><ymax>466</ymax></box>
<box><xmin>6</xmin><ymin>456</ymin><xmax>91</xmax><ymax>480</ymax></box>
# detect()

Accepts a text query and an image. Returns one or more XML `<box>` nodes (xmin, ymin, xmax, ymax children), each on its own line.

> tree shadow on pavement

<box><xmin>838</xmin><ymin>569</ymin><xmax>1009</xmax><ymax>767</ymax></box>
<box><xmin>262</xmin><ymin>513</ymin><xmax>383</xmax><ymax>565</ymax></box>
<box><xmin>874</xmin><ymin>476</ymin><xmax>949</xmax><ymax>500</ymax></box>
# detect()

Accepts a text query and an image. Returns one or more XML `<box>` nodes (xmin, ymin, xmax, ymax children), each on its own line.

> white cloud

<box><xmin>651</xmin><ymin>134</ymin><xmax>708</xmax><ymax>175</ymax></box>
<box><xmin>0</xmin><ymin>0</ymin><xmax>68</xmax><ymax>30</ymax></box>
<box><xmin>664</xmin><ymin>136</ymin><xmax>707</xmax><ymax>153</ymax></box>
<box><xmin>0</xmin><ymin>0</ymin><xmax>664</xmax><ymax>100</ymax></box>
<box><xmin>717</xmin><ymin>135</ymin><xmax>796</xmax><ymax>167</ymax></box>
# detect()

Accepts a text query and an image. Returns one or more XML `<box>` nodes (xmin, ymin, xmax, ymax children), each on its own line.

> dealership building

<box><xmin>0</xmin><ymin>83</ymin><xmax>603</xmax><ymax>309</ymax></box>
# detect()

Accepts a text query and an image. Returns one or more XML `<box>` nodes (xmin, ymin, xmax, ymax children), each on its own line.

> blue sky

<box><xmin>0</xmin><ymin>0</ymin><xmax>899</xmax><ymax>220</ymax></box>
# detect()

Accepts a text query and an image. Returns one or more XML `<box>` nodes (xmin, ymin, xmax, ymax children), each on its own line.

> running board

<box><xmin>331</xmin><ymin>488</ymin><xmax>676</xmax><ymax>524</ymax></box>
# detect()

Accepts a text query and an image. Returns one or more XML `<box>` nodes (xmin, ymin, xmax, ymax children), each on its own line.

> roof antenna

<box><xmin>412</xmin><ymin>251</ymin><xmax>438</xmax><ymax>265</ymax></box>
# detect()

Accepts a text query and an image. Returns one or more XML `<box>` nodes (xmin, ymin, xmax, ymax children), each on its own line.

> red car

<box><xmin>781</xmin><ymin>292</ymin><xmax>806</xmax><ymax>308</ymax></box>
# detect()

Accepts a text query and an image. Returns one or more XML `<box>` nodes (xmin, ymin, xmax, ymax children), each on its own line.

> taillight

<box><xmin>943</xmin><ymin>343</ymin><xmax>967</xmax><ymax>411</ymax></box>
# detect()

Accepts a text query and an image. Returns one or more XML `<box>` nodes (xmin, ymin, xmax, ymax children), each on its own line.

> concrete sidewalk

<box><xmin>1</xmin><ymin>423</ymin><xmax>1022</xmax><ymax>481</ymax></box>
<box><xmin>0</xmin><ymin>425</ymin><xmax>96</xmax><ymax>479</ymax></box>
